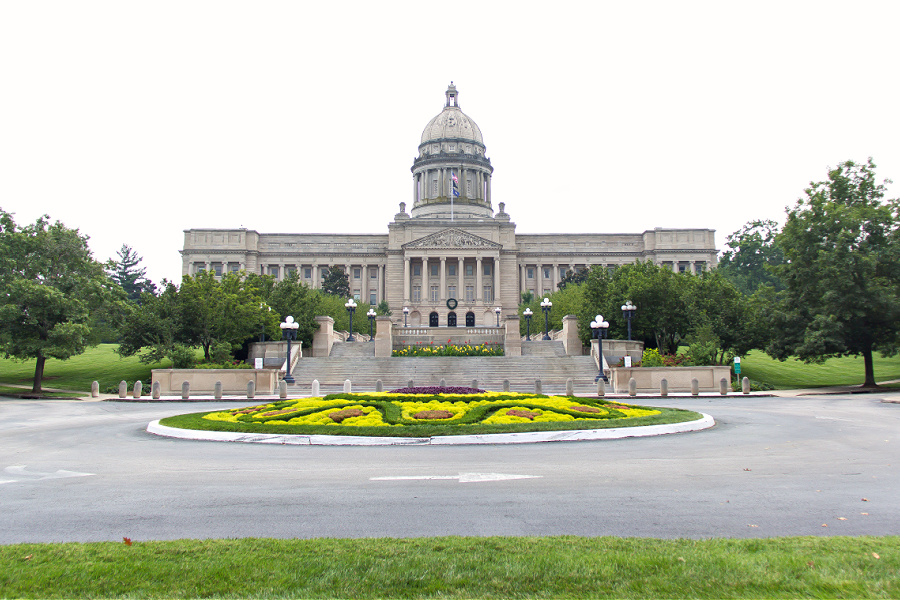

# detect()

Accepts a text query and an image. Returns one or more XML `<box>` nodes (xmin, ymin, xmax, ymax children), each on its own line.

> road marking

<box><xmin>1</xmin><ymin>465</ymin><xmax>95</xmax><ymax>484</ymax></box>
<box><xmin>371</xmin><ymin>472</ymin><xmax>542</xmax><ymax>483</ymax></box>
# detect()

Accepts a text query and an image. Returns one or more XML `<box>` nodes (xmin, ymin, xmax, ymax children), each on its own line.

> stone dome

<box><xmin>420</xmin><ymin>82</ymin><xmax>484</xmax><ymax>145</ymax></box>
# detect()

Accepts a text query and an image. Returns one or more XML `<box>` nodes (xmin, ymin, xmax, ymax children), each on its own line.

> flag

<box><xmin>451</xmin><ymin>172</ymin><xmax>459</xmax><ymax>183</ymax></box>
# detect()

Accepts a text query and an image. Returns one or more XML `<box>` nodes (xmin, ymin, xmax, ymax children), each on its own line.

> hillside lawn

<box><xmin>2</xmin><ymin>344</ymin><xmax>899</xmax><ymax>394</ymax></box>
<box><xmin>0</xmin><ymin>344</ymin><xmax>171</xmax><ymax>394</ymax></box>
<box><xmin>1</xmin><ymin>536</ymin><xmax>897</xmax><ymax>599</ymax></box>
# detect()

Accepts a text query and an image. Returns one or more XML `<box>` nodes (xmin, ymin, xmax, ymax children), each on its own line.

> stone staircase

<box><xmin>287</xmin><ymin>340</ymin><xmax>601</xmax><ymax>395</ymax></box>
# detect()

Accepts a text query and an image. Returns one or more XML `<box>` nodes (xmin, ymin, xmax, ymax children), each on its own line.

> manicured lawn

<box><xmin>0</xmin><ymin>385</ymin><xmax>87</xmax><ymax>398</ymax></box>
<box><xmin>740</xmin><ymin>351</ymin><xmax>900</xmax><ymax>389</ymax></box>
<box><xmin>0</xmin><ymin>536</ymin><xmax>896</xmax><ymax>599</ymax></box>
<box><xmin>0</xmin><ymin>344</ymin><xmax>171</xmax><ymax>393</ymax></box>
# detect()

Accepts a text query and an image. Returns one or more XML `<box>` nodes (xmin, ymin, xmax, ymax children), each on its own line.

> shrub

<box><xmin>169</xmin><ymin>345</ymin><xmax>197</xmax><ymax>369</ymax></box>
<box><xmin>210</xmin><ymin>342</ymin><xmax>233</xmax><ymax>364</ymax></box>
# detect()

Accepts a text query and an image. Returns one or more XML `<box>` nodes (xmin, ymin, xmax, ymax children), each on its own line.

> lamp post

<box><xmin>280</xmin><ymin>315</ymin><xmax>299</xmax><ymax>384</ymax></box>
<box><xmin>540</xmin><ymin>297</ymin><xmax>552</xmax><ymax>340</ymax></box>
<box><xmin>590</xmin><ymin>314</ymin><xmax>610</xmax><ymax>383</ymax></box>
<box><xmin>402</xmin><ymin>306</ymin><xmax>409</xmax><ymax>328</ymax></box>
<box><xmin>494</xmin><ymin>306</ymin><xmax>502</xmax><ymax>327</ymax></box>
<box><xmin>523</xmin><ymin>307</ymin><xmax>533</xmax><ymax>341</ymax></box>
<box><xmin>621</xmin><ymin>300</ymin><xmax>637</xmax><ymax>341</ymax></box>
<box><xmin>367</xmin><ymin>308</ymin><xmax>376</xmax><ymax>341</ymax></box>
<box><xmin>345</xmin><ymin>299</ymin><xmax>357</xmax><ymax>341</ymax></box>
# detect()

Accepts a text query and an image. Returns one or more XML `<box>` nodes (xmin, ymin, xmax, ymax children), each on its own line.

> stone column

<box><xmin>423</xmin><ymin>257</ymin><xmax>429</xmax><ymax>302</ymax></box>
<box><xmin>440</xmin><ymin>257</ymin><xmax>447</xmax><ymax>301</ymax></box>
<box><xmin>312</xmin><ymin>316</ymin><xmax>335</xmax><ymax>358</ymax></box>
<box><xmin>561</xmin><ymin>315</ymin><xmax>582</xmax><ymax>356</ymax></box>
<box><xmin>403</xmin><ymin>257</ymin><xmax>410</xmax><ymax>302</ymax></box>
<box><xmin>690</xmin><ymin>261</ymin><xmax>696</xmax><ymax>274</ymax></box>
<box><xmin>520</xmin><ymin>264</ymin><xmax>525</xmax><ymax>295</ymax></box>
<box><xmin>536</xmin><ymin>263</ymin><xmax>543</xmax><ymax>297</ymax></box>
<box><xmin>476</xmin><ymin>257</ymin><xmax>483</xmax><ymax>302</ymax></box>
<box><xmin>504</xmin><ymin>315</ymin><xmax>521</xmax><ymax>356</ymax></box>
<box><xmin>457</xmin><ymin>257</ymin><xmax>464</xmax><ymax>298</ymax></box>
<box><xmin>362</xmin><ymin>262</ymin><xmax>369</xmax><ymax>304</ymax></box>
<box><xmin>374</xmin><ymin>316</ymin><xmax>393</xmax><ymax>357</ymax></box>
<box><xmin>494</xmin><ymin>254</ymin><xmax>500</xmax><ymax>305</ymax></box>
<box><xmin>380</xmin><ymin>264</ymin><xmax>386</xmax><ymax>303</ymax></box>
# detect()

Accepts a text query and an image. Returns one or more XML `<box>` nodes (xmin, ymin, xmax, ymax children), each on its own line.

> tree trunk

<box><xmin>32</xmin><ymin>354</ymin><xmax>46</xmax><ymax>393</ymax></box>
<box><xmin>862</xmin><ymin>348</ymin><xmax>877</xmax><ymax>388</ymax></box>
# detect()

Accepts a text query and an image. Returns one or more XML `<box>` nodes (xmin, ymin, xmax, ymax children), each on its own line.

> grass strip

<box><xmin>740</xmin><ymin>351</ymin><xmax>900</xmax><ymax>389</ymax></box>
<box><xmin>0</xmin><ymin>385</ymin><xmax>87</xmax><ymax>399</ymax></box>
<box><xmin>0</xmin><ymin>536</ymin><xmax>897</xmax><ymax>599</ymax></box>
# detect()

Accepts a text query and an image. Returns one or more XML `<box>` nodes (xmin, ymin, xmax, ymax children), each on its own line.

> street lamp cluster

<box><xmin>523</xmin><ymin>307</ymin><xmax>533</xmax><ymax>340</ymax></box>
<box><xmin>367</xmin><ymin>308</ymin><xmax>376</xmax><ymax>341</ymax></box>
<box><xmin>280</xmin><ymin>315</ymin><xmax>299</xmax><ymax>383</ymax></box>
<box><xmin>344</xmin><ymin>299</ymin><xmax>357</xmax><ymax>341</ymax></box>
<box><xmin>540</xmin><ymin>297</ymin><xmax>552</xmax><ymax>340</ymax></box>
<box><xmin>590</xmin><ymin>314</ymin><xmax>610</xmax><ymax>383</ymax></box>
<box><xmin>621</xmin><ymin>300</ymin><xmax>637</xmax><ymax>341</ymax></box>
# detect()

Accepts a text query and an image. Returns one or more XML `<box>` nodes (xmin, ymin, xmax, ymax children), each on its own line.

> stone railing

<box><xmin>610</xmin><ymin>366</ymin><xmax>732</xmax><ymax>394</ymax></box>
<box><xmin>392</xmin><ymin>325</ymin><xmax>505</xmax><ymax>350</ymax></box>
<box><xmin>151</xmin><ymin>369</ymin><xmax>280</xmax><ymax>395</ymax></box>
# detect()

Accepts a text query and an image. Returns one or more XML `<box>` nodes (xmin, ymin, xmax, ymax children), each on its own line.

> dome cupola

<box><xmin>410</xmin><ymin>83</ymin><xmax>494</xmax><ymax>219</ymax></box>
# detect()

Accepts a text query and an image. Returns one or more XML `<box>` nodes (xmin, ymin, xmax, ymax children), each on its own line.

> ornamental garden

<box><xmin>160</xmin><ymin>386</ymin><xmax>701</xmax><ymax>438</ymax></box>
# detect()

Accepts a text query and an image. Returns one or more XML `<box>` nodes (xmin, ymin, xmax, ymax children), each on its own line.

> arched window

<box><xmin>465</xmin><ymin>311</ymin><xmax>475</xmax><ymax>326</ymax></box>
<box><xmin>448</xmin><ymin>312</ymin><xmax>457</xmax><ymax>327</ymax></box>
<box><xmin>429</xmin><ymin>312</ymin><xmax>439</xmax><ymax>327</ymax></box>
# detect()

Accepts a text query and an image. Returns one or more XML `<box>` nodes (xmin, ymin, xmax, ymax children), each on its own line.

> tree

<box><xmin>0</xmin><ymin>210</ymin><xmax>124</xmax><ymax>392</ymax></box>
<box><xmin>375</xmin><ymin>300</ymin><xmax>392</xmax><ymax>316</ymax></box>
<box><xmin>717</xmin><ymin>219</ymin><xmax>784</xmax><ymax>295</ymax></box>
<box><xmin>767</xmin><ymin>159</ymin><xmax>900</xmax><ymax>387</ymax></box>
<box><xmin>321</xmin><ymin>266</ymin><xmax>350</xmax><ymax>298</ymax></box>
<box><xmin>108</xmin><ymin>244</ymin><xmax>156</xmax><ymax>302</ymax></box>
<box><xmin>116</xmin><ymin>281</ymin><xmax>182</xmax><ymax>364</ymax></box>
<box><xmin>266</xmin><ymin>271</ymin><xmax>319</xmax><ymax>347</ymax></box>
<box><xmin>557</xmin><ymin>267</ymin><xmax>590</xmax><ymax>290</ymax></box>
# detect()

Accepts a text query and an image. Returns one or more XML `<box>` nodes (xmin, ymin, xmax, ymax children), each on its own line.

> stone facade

<box><xmin>181</xmin><ymin>83</ymin><xmax>718</xmax><ymax>327</ymax></box>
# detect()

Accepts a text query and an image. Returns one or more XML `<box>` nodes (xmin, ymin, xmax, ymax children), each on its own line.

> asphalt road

<box><xmin>0</xmin><ymin>394</ymin><xmax>897</xmax><ymax>543</ymax></box>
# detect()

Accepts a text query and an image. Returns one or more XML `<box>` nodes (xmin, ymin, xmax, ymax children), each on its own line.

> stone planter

<box><xmin>610</xmin><ymin>366</ymin><xmax>732</xmax><ymax>394</ymax></box>
<box><xmin>151</xmin><ymin>369</ymin><xmax>280</xmax><ymax>396</ymax></box>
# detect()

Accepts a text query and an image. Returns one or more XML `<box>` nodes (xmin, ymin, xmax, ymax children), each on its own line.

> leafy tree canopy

<box><xmin>557</xmin><ymin>267</ymin><xmax>590</xmax><ymax>290</ymax></box>
<box><xmin>765</xmin><ymin>158</ymin><xmax>900</xmax><ymax>386</ymax></box>
<box><xmin>321</xmin><ymin>266</ymin><xmax>350</xmax><ymax>298</ymax></box>
<box><xmin>718</xmin><ymin>219</ymin><xmax>784</xmax><ymax>295</ymax></box>
<box><xmin>0</xmin><ymin>210</ymin><xmax>125</xmax><ymax>392</ymax></box>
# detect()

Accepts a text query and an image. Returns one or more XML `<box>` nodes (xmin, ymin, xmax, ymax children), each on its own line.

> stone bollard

<box><xmin>472</xmin><ymin>379</ymin><xmax>478</xmax><ymax>390</ymax></box>
<box><xmin>408</xmin><ymin>379</ymin><xmax>414</xmax><ymax>388</ymax></box>
<box><xmin>628</xmin><ymin>378</ymin><xmax>637</xmax><ymax>396</ymax></box>
<box><xmin>118</xmin><ymin>380</ymin><xmax>127</xmax><ymax>399</ymax></box>
<box><xmin>91</xmin><ymin>381</ymin><xmax>99</xmax><ymax>398</ymax></box>
<box><xmin>534</xmin><ymin>379</ymin><xmax>542</xmax><ymax>395</ymax></box>
<box><xmin>660</xmin><ymin>378</ymin><xmax>668</xmax><ymax>397</ymax></box>
<box><xmin>279</xmin><ymin>380</ymin><xmax>288</xmax><ymax>399</ymax></box>
<box><xmin>742</xmin><ymin>377</ymin><xmax>750</xmax><ymax>394</ymax></box>
<box><xmin>214</xmin><ymin>381</ymin><xmax>222</xmax><ymax>400</ymax></box>
<box><xmin>597</xmin><ymin>379</ymin><xmax>605</xmax><ymax>397</ymax></box>
<box><xmin>691</xmin><ymin>378</ymin><xmax>699</xmax><ymax>396</ymax></box>
<box><xmin>720</xmin><ymin>378</ymin><xmax>729</xmax><ymax>396</ymax></box>
<box><xmin>152</xmin><ymin>381</ymin><xmax>161</xmax><ymax>400</ymax></box>
<box><xmin>503</xmin><ymin>379</ymin><xmax>510</xmax><ymax>392</ymax></box>
<box><xmin>312</xmin><ymin>379</ymin><xmax>320</xmax><ymax>397</ymax></box>
<box><xmin>181</xmin><ymin>381</ymin><xmax>190</xmax><ymax>400</ymax></box>
<box><xmin>440</xmin><ymin>378</ymin><xmax>446</xmax><ymax>387</ymax></box>
<box><xmin>133</xmin><ymin>380</ymin><xmax>142</xmax><ymax>399</ymax></box>
<box><xmin>247</xmin><ymin>380</ymin><xmax>255</xmax><ymax>399</ymax></box>
<box><xmin>375</xmin><ymin>379</ymin><xmax>383</xmax><ymax>392</ymax></box>
<box><xmin>565</xmin><ymin>378</ymin><xmax>574</xmax><ymax>396</ymax></box>
<box><xmin>343</xmin><ymin>379</ymin><xmax>352</xmax><ymax>393</ymax></box>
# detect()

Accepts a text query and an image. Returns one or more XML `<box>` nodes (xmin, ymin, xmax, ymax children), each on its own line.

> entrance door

<box><xmin>429</xmin><ymin>312</ymin><xmax>439</xmax><ymax>327</ymax></box>
<box><xmin>465</xmin><ymin>311</ymin><xmax>475</xmax><ymax>326</ymax></box>
<box><xmin>448</xmin><ymin>312</ymin><xmax>457</xmax><ymax>327</ymax></box>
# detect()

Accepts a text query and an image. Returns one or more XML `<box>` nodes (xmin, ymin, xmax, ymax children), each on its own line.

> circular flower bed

<box><xmin>160</xmin><ymin>387</ymin><xmax>702</xmax><ymax>438</ymax></box>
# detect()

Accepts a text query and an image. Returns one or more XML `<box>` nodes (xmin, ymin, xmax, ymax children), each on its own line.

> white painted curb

<box><xmin>147</xmin><ymin>413</ymin><xmax>715</xmax><ymax>446</ymax></box>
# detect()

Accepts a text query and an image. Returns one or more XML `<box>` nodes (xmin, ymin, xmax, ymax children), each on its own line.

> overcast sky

<box><xmin>2</xmin><ymin>1</ymin><xmax>898</xmax><ymax>285</ymax></box>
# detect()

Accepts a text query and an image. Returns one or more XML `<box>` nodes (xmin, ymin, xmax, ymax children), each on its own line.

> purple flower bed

<box><xmin>388</xmin><ymin>386</ymin><xmax>486</xmax><ymax>395</ymax></box>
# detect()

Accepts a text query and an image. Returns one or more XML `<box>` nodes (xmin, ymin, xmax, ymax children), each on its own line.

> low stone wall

<box><xmin>152</xmin><ymin>369</ymin><xmax>280</xmax><ymax>395</ymax></box>
<box><xmin>610</xmin><ymin>366</ymin><xmax>732</xmax><ymax>394</ymax></box>
<box><xmin>392</xmin><ymin>326</ymin><xmax>505</xmax><ymax>350</ymax></box>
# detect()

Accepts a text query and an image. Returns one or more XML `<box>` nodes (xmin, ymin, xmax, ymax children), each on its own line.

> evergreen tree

<box><xmin>321</xmin><ymin>266</ymin><xmax>350</xmax><ymax>298</ymax></box>
<box><xmin>108</xmin><ymin>244</ymin><xmax>156</xmax><ymax>301</ymax></box>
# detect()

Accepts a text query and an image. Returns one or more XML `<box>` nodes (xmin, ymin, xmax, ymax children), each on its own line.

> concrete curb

<box><xmin>146</xmin><ymin>413</ymin><xmax>715</xmax><ymax>446</ymax></box>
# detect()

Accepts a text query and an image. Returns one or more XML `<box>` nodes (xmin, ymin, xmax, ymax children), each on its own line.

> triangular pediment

<box><xmin>403</xmin><ymin>228</ymin><xmax>501</xmax><ymax>250</ymax></box>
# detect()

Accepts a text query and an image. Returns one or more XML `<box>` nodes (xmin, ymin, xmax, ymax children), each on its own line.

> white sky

<box><xmin>2</xmin><ymin>1</ymin><xmax>898</xmax><ymax>285</ymax></box>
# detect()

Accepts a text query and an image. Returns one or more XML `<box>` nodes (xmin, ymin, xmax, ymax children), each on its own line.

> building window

<box><xmin>230</xmin><ymin>263</ymin><xmax>240</xmax><ymax>274</ymax></box>
<box><xmin>696</xmin><ymin>262</ymin><xmax>706</xmax><ymax>272</ymax></box>
<box><xmin>543</xmin><ymin>267</ymin><xmax>551</xmax><ymax>279</ymax></box>
<box><xmin>213</xmin><ymin>263</ymin><xmax>223</xmax><ymax>277</ymax></box>
<box><xmin>432</xmin><ymin>180</ymin><xmax>438</xmax><ymax>195</ymax></box>
<box><xmin>354</xmin><ymin>268</ymin><xmax>361</xmax><ymax>279</ymax></box>
<box><xmin>607</xmin><ymin>266</ymin><xmax>616</xmax><ymax>276</ymax></box>
<box><xmin>448</xmin><ymin>264</ymin><xmax>456</xmax><ymax>276</ymax></box>
<box><xmin>320</xmin><ymin>267</ymin><xmax>329</xmax><ymax>279</ymax></box>
<box><xmin>304</xmin><ymin>268</ymin><xmax>312</xmax><ymax>279</ymax></box>
<box><xmin>268</xmin><ymin>266</ymin><xmax>279</xmax><ymax>278</ymax></box>
<box><xmin>559</xmin><ymin>267</ymin><xmax>568</xmax><ymax>279</ymax></box>
<box><xmin>353</xmin><ymin>290</ymin><xmax>361</xmax><ymax>300</ymax></box>
<box><xmin>543</xmin><ymin>288</ymin><xmax>551</xmax><ymax>297</ymax></box>
<box><xmin>465</xmin><ymin>286</ymin><xmax>474</xmax><ymax>302</ymax></box>
<box><xmin>678</xmin><ymin>263</ymin><xmax>688</xmax><ymax>273</ymax></box>
<box><xmin>428</xmin><ymin>285</ymin><xmax>438</xmax><ymax>302</ymax></box>
<box><xmin>370</xmin><ymin>268</ymin><xmax>378</xmax><ymax>279</ymax></box>
<box><xmin>466</xmin><ymin>179</ymin><xmax>472</xmax><ymax>195</ymax></box>
<box><xmin>413</xmin><ymin>286</ymin><xmax>421</xmax><ymax>302</ymax></box>
<box><xmin>413</xmin><ymin>264</ymin><xmax>421</xmax><ymax>276</ymax></box>
<box><xmin>526</xmin><ymin>267</ymin><xmax>534</xmax><ymax>279</ymax></box>
<box><xmin>465</xmin><ymin>264</ymin><xmax>474</xmax><ymax>276</ymax></box>
<box><xmin>369</xmin><ymin>292</ymin><xmax>377</xmax><ymax>305</ymax></box>
<box><xmin>483</xmin><ymin>263</ymin><xmax>491</xmax><ymax>276</ymax></box>
<box><xmin>286</xmin><ymin>266</ymin><xmax>296</xmax><ymax>277</ymax></box>
<box><xmin>448</xmin><ymin>285</ymin><xmax>456</xmax><ymax>299</ymax></box>
<box><xmin>483</xmin><ymin>286</ymin><xmax>493</xmax><ymax>302</ymax></box>
<box><xmin>430</xmin><ymin>263</ymin><xmax>439</xmax><ymax>277</ymax></box>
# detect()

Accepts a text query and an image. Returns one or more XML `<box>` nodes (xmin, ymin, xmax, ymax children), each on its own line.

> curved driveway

<box><xmin>0</xmin><ymin>394</ymin><xmax>897</xmax><ymax>543</ymax></box>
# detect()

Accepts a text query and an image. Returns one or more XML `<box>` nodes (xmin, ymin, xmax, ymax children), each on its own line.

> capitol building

<box><xmin>181</xmin><ymin>83</ymin><xmax>718</xmax><ymax>328</ymax></box>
